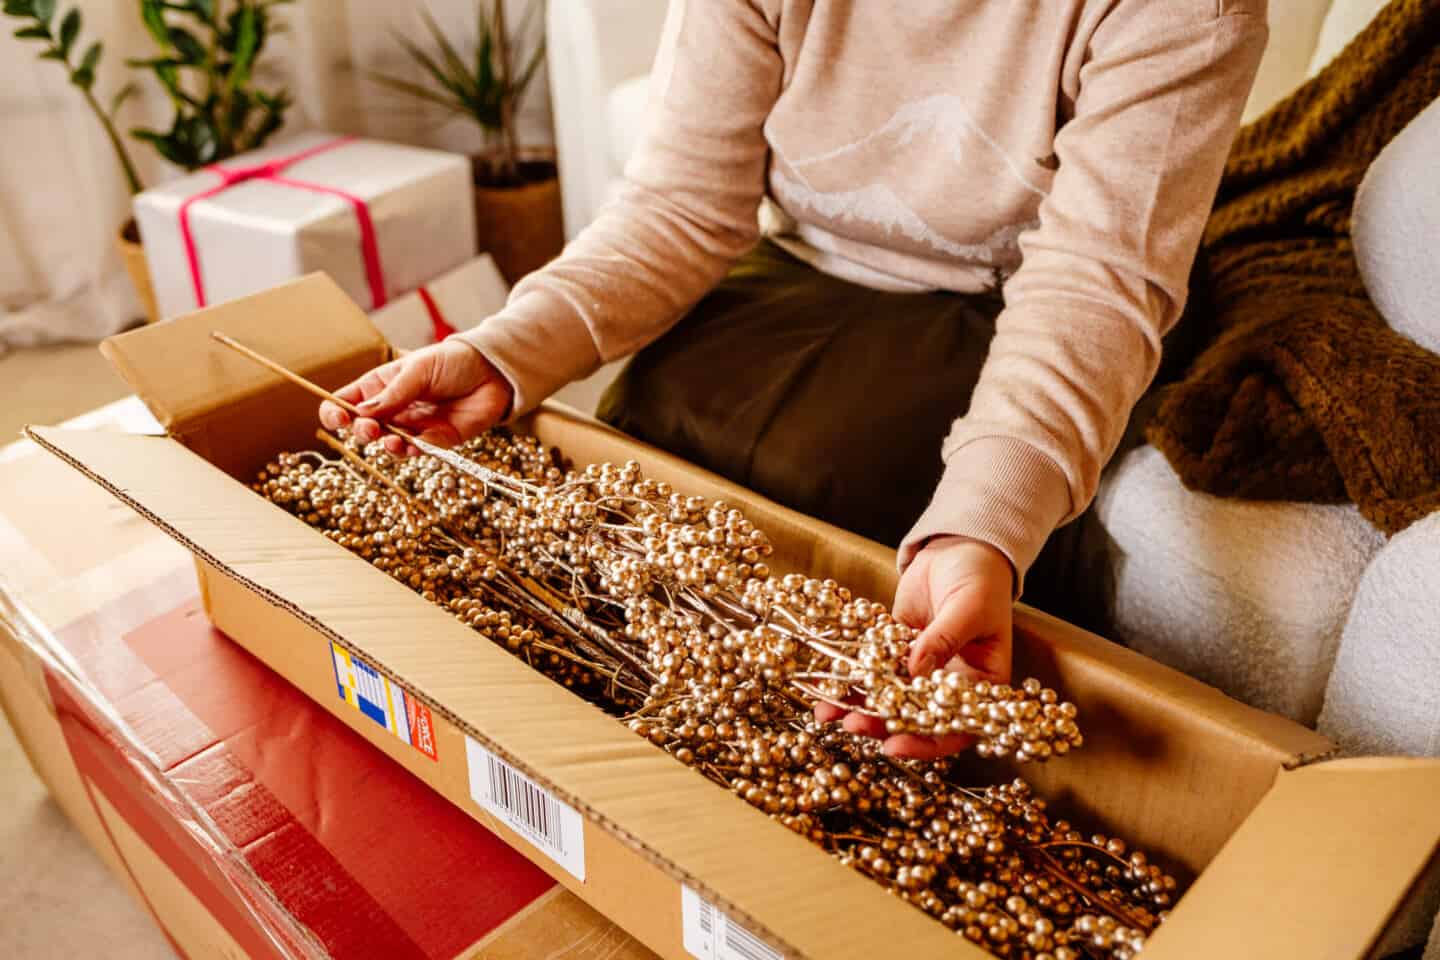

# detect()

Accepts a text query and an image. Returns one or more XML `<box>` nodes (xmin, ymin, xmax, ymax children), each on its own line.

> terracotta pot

<box><xmin>117</xmin><ymin>218</ymin><xmax>161</xmax><ymax>324</ymax></box>
<box><xmin>472</xmin><ymin>158</ymin><xmax>565</xmax><ymax>285</ymax></box>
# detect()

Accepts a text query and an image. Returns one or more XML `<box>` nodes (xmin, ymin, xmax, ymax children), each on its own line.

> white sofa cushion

<box><xmin>1319</xmin><ymin>509</ymin><xmax>1440</xmax><ymax>757</ymax></box>
<box><xmin>1353</xmin><ymin>97</ymin><xmax>1440</xmax><ymax>355</ymax></box>
<box><xmin>1093</xmin><ymin>446</ymin><xmax>1386</xmax><ymax>724</ymax></box>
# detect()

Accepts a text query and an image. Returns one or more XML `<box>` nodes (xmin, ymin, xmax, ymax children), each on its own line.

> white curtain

<box><xmin>0</xmin><ymin>0</ymin><xmax>551</xmax><ymax>354</ymax></box>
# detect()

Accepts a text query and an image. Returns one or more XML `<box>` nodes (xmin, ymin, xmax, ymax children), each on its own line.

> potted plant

<box><xmin>372</xmin><ymin>1</ymin><xmax>563</xmax><ymax>284</ymax></box>
<box><xmin>5</xmin><ymin>0</ymin><xmax>293</xmax><ymax>322</ymax></box>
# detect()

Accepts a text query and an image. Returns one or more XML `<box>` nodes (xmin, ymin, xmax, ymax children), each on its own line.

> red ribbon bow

<box><xmin>178</xmin><ymin>136</ymin><xmax>389</xmax><ymax>310</ymax></box>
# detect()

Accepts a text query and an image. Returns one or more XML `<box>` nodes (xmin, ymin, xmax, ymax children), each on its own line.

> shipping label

<box><xmin>330</xmin><ymin>642</ymin><xmax>438</xmax><ymax>760</ymax></box>
<box><xmin>681</xmin><ymin>885</ymin><xmax>784</xmax><ymax>960</ymax></box>
<box><xmin>465</xmin><ymin>736</ymin><xmax>586</xmax><ymax>881</ymax></box>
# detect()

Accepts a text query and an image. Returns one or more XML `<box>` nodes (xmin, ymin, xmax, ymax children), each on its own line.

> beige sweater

<box><xmin>461</xmin><ymin>0</ymin><xmax>1267</xmax><ymax>589</ymax></box>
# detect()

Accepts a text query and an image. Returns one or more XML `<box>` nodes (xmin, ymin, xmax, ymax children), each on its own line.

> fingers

<box><xmin>356</xmin><ymin>357</ymin><xmax>431</xmax><ymax>420</ymax></box>
<box><xmin>959</xmin><ymin>632</ymin><xmax>1012</xmax><ymax>685</ymax></box>
<box><xmin>891</xmin><ymin>561</ymin><xmax>931</xmax><ymax>630</ymax></box>
<box><xmin>814</xmin><ymin>693</ymin><xmax>889</xmax><ymax>739</ymax></box>
<box><xmin>842</xmin><ymin>711</ymin><xmax>890</xmax><ymax>739</ymax></box>
<box><xmin>318</xmin><ymin>399</ymin><xmax>352</xmax><ymax>432</ymax></box>
<box><xmin>907</xmin><ymin>587</ymin><xmax>991</xmax><ymax>678</ymax></box>
<box><xmin>320</xmin><ymin>360</ymin><xmax>402</xmax><ymax>432</ymax></box>
<box><xmin>882</xmin><ymin>733</ymin><xmax>976</xmax><ymax>760</ymax></box>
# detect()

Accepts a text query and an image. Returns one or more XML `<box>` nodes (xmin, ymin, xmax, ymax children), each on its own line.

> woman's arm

<box><xmin>455</xmin><ymin>0</ymin><xmax>784</xmax><ymax>416</ymax></box>
<box><xmin>900</xmin><ymin>2</ymin><xmax>1269</xmax><ymax>592</ymax></box>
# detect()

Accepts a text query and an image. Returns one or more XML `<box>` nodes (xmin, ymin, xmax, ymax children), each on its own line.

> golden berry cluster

<box><xmin>255</xmin><ymin>428</ymin><xmax>1175</xmax><ymax>959</ymax></box>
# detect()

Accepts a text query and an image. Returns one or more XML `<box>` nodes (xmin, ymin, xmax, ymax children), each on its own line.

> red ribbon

<box><xmin>416</xmin><ymin>285</ymin><xmax>457</xmax><ymax>342</ymax></box>
<box><xmin>177</xmin><ymin>136</ymin><xmax>388</xmax><ymax>310</ymax></box>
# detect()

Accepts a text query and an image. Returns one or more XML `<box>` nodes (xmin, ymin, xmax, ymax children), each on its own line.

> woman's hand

<box><xmin>815</xmin><ymin>535</ymin><xmax>1014</xmax><ymax>759</ymax></box>
<box><xmin>318</xmin><ymin>340</ymin><xmax>513</xmax><ymax>455</ymax></box>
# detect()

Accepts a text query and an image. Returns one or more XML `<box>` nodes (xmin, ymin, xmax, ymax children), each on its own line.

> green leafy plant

<box><xmin>5</xmin><ymin>0</ymin><xmax>144</xmax><ymax>193</ymax></box>
<box><xmin>371</xmin><ymin>1</ymin><xmax>547</xmax><ymax>186</ymax></box>
<box><xmin>5</xmin><ymin>0</ymin><xmax>295</xmax><ymax>192</ymax></box>
<box><xmin>127</xmin><ymin>0</ymin><xmax>295</xmax><ymax>170</ymax></box>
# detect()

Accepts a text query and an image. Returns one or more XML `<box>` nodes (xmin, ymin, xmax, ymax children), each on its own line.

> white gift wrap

<box><xmin>370</xmin><ymin>254</ymin><xmax>510</xmax><ymax>352</ymax></box>
<box><xmin>134</xmin><ymin>132</ymin><xmax>476</xmax><ymax>319</ymax></box>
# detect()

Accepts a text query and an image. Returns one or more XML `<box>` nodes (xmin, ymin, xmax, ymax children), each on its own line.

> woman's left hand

<box><xmin>815</xmin><ymin>535</ymin><xmax>1014</xmax><ymax>759</ymax></box>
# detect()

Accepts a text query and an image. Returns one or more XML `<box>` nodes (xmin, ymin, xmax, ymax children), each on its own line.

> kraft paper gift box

<box><xmin>133</xmin><ymin>132</ymin><xmax>476</xmax><ymax>320</ymax></box>
<box><xmin>370</xmin><ymin>254</ymin><xmax>509</xmax><ymax>351</ymax></box>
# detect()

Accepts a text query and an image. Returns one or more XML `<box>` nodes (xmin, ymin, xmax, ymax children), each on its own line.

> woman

<box><xmin>321</xmin><ymin>1</ymin><xmax>1266</xmax><ymax>759</ymax></box>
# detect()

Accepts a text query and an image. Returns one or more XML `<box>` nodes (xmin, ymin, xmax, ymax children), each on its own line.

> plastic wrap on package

<box><xmin>0</xmin><ymin>587</ymin><xmax>329</xmax><ymax>960</ymax></box>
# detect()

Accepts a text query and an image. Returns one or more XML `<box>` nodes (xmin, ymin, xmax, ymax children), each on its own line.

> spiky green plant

<box><xmin>371</xmin><ymin>1</ymin><xmax>547</xmax><ymax>185</ymax></box>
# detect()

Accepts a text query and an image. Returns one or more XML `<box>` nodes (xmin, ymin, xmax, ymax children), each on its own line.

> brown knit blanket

<box><xmin>1147</xmin><ymin>0</ymin><xmax>1440</xmax><ymax>535</ymax></box>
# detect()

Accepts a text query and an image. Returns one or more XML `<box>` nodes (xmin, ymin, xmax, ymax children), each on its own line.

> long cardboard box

<box><xmin>0</xmin><ymin>401</ymin><xmax>657</xmax><ymax>960</ymax></box>
<box><xmin>27</xmin><ymin>275</ymin><xmax>1440</xmax><ymax>959</ymax></box>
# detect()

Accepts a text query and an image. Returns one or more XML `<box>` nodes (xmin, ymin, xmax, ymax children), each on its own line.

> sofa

<box><xmin>546</xmin><ymin>0</ymin><xmax>1436</xmax><ymax>733</ymax></box>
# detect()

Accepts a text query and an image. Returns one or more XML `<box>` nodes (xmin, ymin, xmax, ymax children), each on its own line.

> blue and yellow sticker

<box><xmin>330</xmin><ymin>642</ymin><xmax>438</xmax><ymax>760</ymax></box>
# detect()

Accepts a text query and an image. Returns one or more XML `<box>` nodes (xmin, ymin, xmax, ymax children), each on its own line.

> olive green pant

<box><xmin>598</xmin><ymin>240</ymin><xmax>1176</xmax><ymax>629</ymax></box>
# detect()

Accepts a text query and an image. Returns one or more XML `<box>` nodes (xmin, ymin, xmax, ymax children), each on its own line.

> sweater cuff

<box><xmin>898</xmin><ymin>436</ymin><xmax>1073</xmax><ymax>597</ymax></box>
<box><xmin>451</xmin><ymin>293</ymin><xmax>603</xmax><ymax>418</ymax></box>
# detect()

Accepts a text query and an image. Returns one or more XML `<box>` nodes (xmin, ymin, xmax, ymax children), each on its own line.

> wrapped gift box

<box><xmin>0</xmin><ymin>402</ymin><xmax>655</xmax><ymax>960</ymax></box>
<box><xmin>133</xmin><ymin>132</ymin><xmax>476</xmax><ymax>319</ymax></box>
<box><xmin>370</xmin><ymin>254</ymin><xmax>509</xmax><ymax>352</ymax></box>
<box><xmin>26</xmin><ymin>278</ymin><xmax>1440</xmax><ymax>960</ymax></box>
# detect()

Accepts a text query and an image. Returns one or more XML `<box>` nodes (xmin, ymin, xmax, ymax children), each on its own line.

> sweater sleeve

<box><xmin>456</xmin><ymin>0</ymin><xmax>782</xmax><ymax>415</ymax></box>
<box><xmin>899</xmin><ymin>6</ymin><xmax>1267</xmax><ymax>592</ymax></box>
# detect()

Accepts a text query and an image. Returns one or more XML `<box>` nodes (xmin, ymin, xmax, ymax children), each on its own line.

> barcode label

<box><xmin>464</xmin><ymin>736</ymin><xmax>585</xmax><ymax>881</ymax></box>
<box><xmin>681</xmin><ymin>886</ymin><xmax>783</xmax><ymax>960</ymax></box>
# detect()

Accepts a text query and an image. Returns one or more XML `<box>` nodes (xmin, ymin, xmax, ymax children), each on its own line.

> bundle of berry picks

<box><xmin>255</xmin><ymin>427</ymin><xmax>1177</xmax><ymax>960</ymax></box>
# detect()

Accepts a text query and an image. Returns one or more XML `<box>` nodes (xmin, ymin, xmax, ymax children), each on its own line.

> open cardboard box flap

<box><xmin>26</xmin><ymin>274</ymin><xmax>1440</xmax><ymax>959</ymax></box>
<box><xmin>1149</xmin><ymin>758</ymin><xmax>1440</xmax><ymax>958</ymax></box>
<box><xmin>98</xmin><ymin>275</ymin><xmax>390</xmax><ymax>480</ymax></box>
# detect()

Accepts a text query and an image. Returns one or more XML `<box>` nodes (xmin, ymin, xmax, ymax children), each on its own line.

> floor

<box><xmin>0</xmin><ymin>341</ymin><xmax>619</xmax><ymax>960</ymax></box>
<box><xmin>0</xmin><ymin>342</ymin><xmax>175</xmax><ymax>958</ymax></box>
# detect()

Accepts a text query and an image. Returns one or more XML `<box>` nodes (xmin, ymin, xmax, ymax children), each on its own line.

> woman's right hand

<box><xmin>318</xmin><ymin>340</ymin><xmax>513</xmax><ymax>456</ymax></box>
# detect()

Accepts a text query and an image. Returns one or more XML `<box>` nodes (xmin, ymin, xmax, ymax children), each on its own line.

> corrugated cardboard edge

<box><xmin>24</xmin><ymin>424</ymin><xmax>961</xmax><ymax>960</ymax></box>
